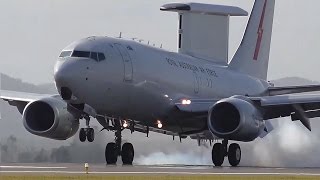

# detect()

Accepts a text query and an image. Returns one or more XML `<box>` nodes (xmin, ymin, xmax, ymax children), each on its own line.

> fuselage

<box><xmin>54</xmin><ymin>36</ymin><xmax>269</xmax><ymax>132</ymax></box>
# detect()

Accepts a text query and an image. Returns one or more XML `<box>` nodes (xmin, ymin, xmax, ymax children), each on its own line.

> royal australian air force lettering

<box><xmin>164</xmin><ymin>55</ymin><xmax>267</xmax><ymax>98</ymax></box>
<box><xmin>166</xmin><ymin>57</ymin><xmax>217</xmax><ymax>93</ymax></box>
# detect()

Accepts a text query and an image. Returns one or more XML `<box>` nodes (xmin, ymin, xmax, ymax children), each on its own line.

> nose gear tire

<box><xmin>79</xmin><ymin>128</ymin><xmax>86</xmax><ymax>142</ymax></box>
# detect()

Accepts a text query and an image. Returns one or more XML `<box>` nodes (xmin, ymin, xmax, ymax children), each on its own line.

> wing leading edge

<box><xmin>1</xmin><ymin>90</ymin><xmax>56</xmax><ymax>114</ymax></box>
<box><xmin>175</xmin><ymin>93</ymin><xmax>320</xmax><ymax>132</ymax></box>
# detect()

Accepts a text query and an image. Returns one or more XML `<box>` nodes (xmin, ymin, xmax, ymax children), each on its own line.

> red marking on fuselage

<box><xmin>253</xmin><ymin>0</ymin><xmax>268</xmax><ymax>60</ymax></box>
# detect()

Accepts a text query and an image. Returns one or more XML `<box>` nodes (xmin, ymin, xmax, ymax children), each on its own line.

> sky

<box><xmin>0</xmin><ymin>0</ymin><xmax>320</xmax><ymax>84</ymax></box>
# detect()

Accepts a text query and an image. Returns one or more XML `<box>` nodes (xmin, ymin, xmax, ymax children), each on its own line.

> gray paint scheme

<box><xmin>1</xmin><ymin>0</ymin><xmax>320</xmax><ymax>150</ymax></box>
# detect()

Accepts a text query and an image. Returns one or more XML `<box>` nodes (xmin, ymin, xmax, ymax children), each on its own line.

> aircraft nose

<box><xmin>54</xmin><ymin>60</ymin><xmax>76</xmax><ymax>100</ymax></box>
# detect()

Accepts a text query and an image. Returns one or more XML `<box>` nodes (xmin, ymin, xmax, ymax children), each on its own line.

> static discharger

<box><xmin>84</xmin><ymin>163</ymin><xmax>89</xmax><ymax>174</ymax></box>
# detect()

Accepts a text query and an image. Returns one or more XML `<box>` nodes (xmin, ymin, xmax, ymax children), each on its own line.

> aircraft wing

<box><xmin>253</xmin><ymin>93</ymin><xmax>320</xmax><ymax>107</ymax></box>
<box><xmin>1</xmin><ymin>90</ymin><xmax>53</xmax><ymax>102</ymax></box>
<box><xmin>175</xmin><ymin>93</ymin><xmax>320</xmax><ymax>132</ymax></box>
<box><xmin>251</xmin><ymin>94</ymin><xmax>320</xmax><ymax>131</ymax></box>
<box><xmin>1</xmin><ymin>90</ymin><xmax>56</xmax><ymax>114</ymax></box>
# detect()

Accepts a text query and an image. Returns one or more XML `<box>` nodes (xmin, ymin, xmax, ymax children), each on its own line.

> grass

<box><xmin>1</xmin><ymin>175</ymin><xmax>320</xmax><ymax>180</ymax></box>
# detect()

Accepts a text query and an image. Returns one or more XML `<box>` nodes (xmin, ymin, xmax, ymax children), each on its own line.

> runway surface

<box><xmin>1</xmin><ymin>163</ymin><xmax>320</xmax><ymax>176</ymax></box>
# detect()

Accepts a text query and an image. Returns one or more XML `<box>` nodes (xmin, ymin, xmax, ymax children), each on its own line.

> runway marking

<box><xmin>1</xmin><ymin>171</ymin><xmax>320</xmax><ymax>176</ymax></box>
<box><xmin>148</xmin><ymin>166</ymin><xmax>212</xmax><ymax>170</ymax></box>
<box><xmin>0</xmin><ymin>166</ymin><xmax>67</xmax><ymax>169</ymax></box>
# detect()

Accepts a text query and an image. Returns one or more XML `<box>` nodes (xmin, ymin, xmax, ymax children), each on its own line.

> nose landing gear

<box><xmin>78</xmin><ymin>115</ymin><xmax>134</xmax><ymax>165</ymax></box>
<box><xmin>212</xmin><ymin>140</ymin><xmax>241</xmax><ymax>167</ymax></box>
<box><xmin>79</xmin><ymin>116</ymin><xmax>95</xmax><ymax>142</ymax></box>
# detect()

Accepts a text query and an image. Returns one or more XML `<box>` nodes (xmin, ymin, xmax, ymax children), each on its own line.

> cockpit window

<box><xmin>98</xmin><ymin>53</ymin><xmax>106</xmax><ymax>61</ymax></box>
<box><xmin>90</xmin><ymin>52</ymin><xmax>98</xmax><ymax>61</ymax></box>
<box><xmin>69</xmin><ymin>50</ymin><xmax>106</xmax><ymax>62</ymax></box>
<box><xmin>72</xmin><ymin>51</ymin><xmax>90</xmax><ymax>58</ymax></box>
<box><xmin>59</xmin><ymin>51</ymin><xmax>72</xmax><ymax>58</ymax></box>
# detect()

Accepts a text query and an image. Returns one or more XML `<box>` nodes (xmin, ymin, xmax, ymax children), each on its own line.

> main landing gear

<box><xmin>79</xmin><ymin>116</ymin><xmax>95</xmax><ymax>142</ymax></box>
<box><xmin>104</xmin><ymin>118</ymin><xmax>134</xmax><ymax>165</ymax></box>
<box><xmin>78</xmin><ymin>116</ymin><xmax>134</xmax><ymax>165</ymax></box>
<box><xmin>212</xmin><ymin>140</ymin><xmax>241</xmax><ymax>167</ymax></box>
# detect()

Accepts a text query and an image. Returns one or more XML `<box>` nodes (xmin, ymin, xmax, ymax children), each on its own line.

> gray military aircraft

<box><xmin>2</xmin><ymin>0</ymin><xmax>320</xmax><ymax>166</ymax></box>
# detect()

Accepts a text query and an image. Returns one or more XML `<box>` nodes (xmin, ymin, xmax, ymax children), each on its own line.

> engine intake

<box><xmin>25</xmin><ymin>101</ymin><xmax>55</xmax><ymax>132</ymax></box>
<box><xmin>208</xmin><ymin>96</ymin><xmax>265</xmax><ymax>142</ymax></box>
<box><xmin>210</xmin><ymin>102</ymin><xmax>240</xmax><ymax>134</ymax></box>
<box><xmin>23</xmin><ymin>97</ymin><xmax>79</xmax><ymax>140</ymax></box>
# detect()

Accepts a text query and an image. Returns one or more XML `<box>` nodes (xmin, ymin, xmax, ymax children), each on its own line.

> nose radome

<box><xmin>54</xmin><ymin>62</ymin><xmax>72</xmax><ymax>86</ymax></box>
<box><xmin>54</xmin><ymin>60</ymin><xmax>75</xmax><ymax>100</ymax></box>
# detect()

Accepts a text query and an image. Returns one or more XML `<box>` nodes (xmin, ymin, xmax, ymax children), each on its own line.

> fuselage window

<box><xmin>90</xmin><ymin>52</ymin><xmax>98</xmax><ymax>61</ymax></box>
<box><xmin>72</xmin><ymin>51</ymin><xmax>90</xmax><ymax>58</ymax></box>
<box><xmin>59</xmin><ymin>51</ymin><xmax>72</xmax><ymax>58</ymax></box>
<box><xmin>98</xmin><ymin>53</ymin><xmax>106</xmax><ymax>61</ymax></box>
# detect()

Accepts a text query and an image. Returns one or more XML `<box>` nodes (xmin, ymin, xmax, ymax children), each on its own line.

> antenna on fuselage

<box><xmin>118</xmin><ymin>32</ymin><xmax>122</xmax><ymax>38</ymax></box>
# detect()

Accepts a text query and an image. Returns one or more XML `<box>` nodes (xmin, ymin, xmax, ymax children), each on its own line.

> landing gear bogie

<box><xmin>104</xmin><ymin>118</ymin><xmax>135</xmax><ymax>165</ymax></box>
<box><xmin>211</xmin><ymin>140</ymin><xmax>241</xmax><ymax>167</ymax></box>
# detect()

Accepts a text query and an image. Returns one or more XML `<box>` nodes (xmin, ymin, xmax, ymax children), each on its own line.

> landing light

<box><xmin>182</xmin><ymin>99</ymin><xmax>192</xmax><ymax>105</ymax></box>
<box><xmin>123</xmin><ymin>120</ymin><xmax>128</xmax><ymax>128</ymax></box>
<box><xmin>157</xmin><ymin>120</ymin><xmax>163</xmax><ymax>129</ymax></box>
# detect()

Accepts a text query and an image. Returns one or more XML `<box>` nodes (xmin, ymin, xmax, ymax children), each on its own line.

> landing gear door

<box><xmin>114</xmin><ymin>44</ymin><xmax>133</xmax><ymax>82</ymax></box>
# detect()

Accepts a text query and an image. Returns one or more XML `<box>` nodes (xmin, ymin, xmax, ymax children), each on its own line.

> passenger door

<box><xmin>114</xmin><ymin>44</ymin><xmax>133</xmax><ymax>82</ymax></box>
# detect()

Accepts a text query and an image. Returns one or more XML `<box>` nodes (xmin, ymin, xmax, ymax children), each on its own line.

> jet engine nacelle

<box><xmin>208</xmin><ymin>96</ymin><xmax>265</xmax><ymax>142</ymax></box>
<box><xmin>23</xmin><ymin>97</ymin><xmax>79</xmax><ymax>140</ymax></box>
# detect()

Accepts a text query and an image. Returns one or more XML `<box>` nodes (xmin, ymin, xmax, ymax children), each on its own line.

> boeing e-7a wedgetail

<box><xmin>2</xmin><ymin>0</ymin><xmax>320</xmax><ymax>166</ymax></box>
